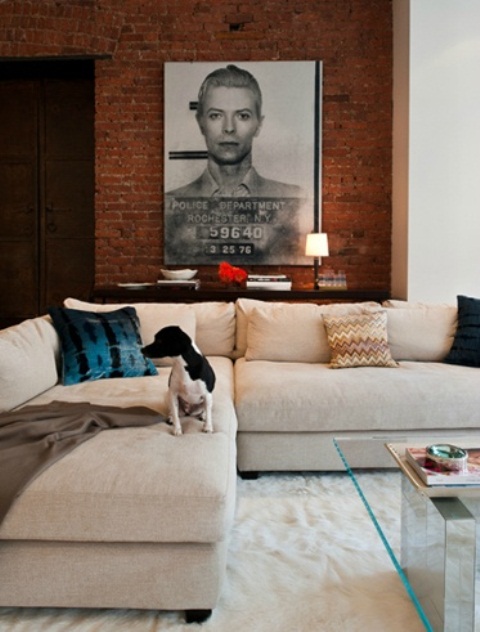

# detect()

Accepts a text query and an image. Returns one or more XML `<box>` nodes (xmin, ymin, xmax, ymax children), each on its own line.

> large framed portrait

<box><xmin>164</xmin><ymin>61</ymin><xmax>322</xmax><ymax>265</ymax></box>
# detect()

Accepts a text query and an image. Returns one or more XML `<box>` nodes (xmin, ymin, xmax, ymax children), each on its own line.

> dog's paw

<box><xmin>202</xmin><ymin>424</ymin><xmax>213</xmax><ymax>434</ymax></box>
<box><xmin>172</xmin><ymin>425</ymin><xmax>183</xmax><ymax>436</ymax></box>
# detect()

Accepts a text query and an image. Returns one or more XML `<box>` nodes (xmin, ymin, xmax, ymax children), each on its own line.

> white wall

<box><xmin>392</xmin><ymin>0</ymin><xmax>480</xmax><ymax>303</ymax></box>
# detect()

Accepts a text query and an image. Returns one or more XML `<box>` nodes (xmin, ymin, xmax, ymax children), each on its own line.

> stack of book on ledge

<box><xmin>246</xmin><ymin>274</ymin><xmax>292</xmax><ymax>290</ymax></box>
<box><xmin>404</xmin><ymin>445</ymin><xmax>480</xmax><ymax>487</ymax></box>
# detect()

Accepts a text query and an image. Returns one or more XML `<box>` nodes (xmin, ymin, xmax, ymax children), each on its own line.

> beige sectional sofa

<box><xmin>1</xmin><ymin>295</ymin><xmax>479</xmax><ymax>619</ymax></box>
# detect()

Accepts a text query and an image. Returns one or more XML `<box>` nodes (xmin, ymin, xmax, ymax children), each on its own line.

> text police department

<box><xmin>170</xmin><ymin>198</ymin><xmax>296</xmax><ymax>225</ymax></box>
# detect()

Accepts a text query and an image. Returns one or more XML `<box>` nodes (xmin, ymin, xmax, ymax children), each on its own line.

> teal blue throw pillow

<box><xmin>48</xmin><ymin>306</ymin><xmax>157</xmax><ymax>385</ymax></box>
<box><xmin>444</xmin><ymin>295</ymin><xmax>480</xmax><ymax>368</ymax></box>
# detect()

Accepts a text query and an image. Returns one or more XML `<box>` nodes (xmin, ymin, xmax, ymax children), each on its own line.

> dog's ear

<box><xmin>169</xmin><ymin>326</ymin><xmax>192</xmax><ymax>353</ymax></box>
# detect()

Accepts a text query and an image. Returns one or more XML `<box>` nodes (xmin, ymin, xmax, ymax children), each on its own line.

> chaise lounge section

<box><xmin>0</xmin><ymin>302</ymin><xmax>238</xmax><ymax>621</ymax></box>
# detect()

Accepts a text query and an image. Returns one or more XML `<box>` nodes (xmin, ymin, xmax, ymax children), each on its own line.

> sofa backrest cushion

<box><xmin>235</xmin><ymin>298</ymin><xmax>267</xmax><ymax>358</ymax></box>
<box><xmin>64</xmin><ymin>298</ymin><xmax>195</xmax><ymax>345</ymax></box>
<box><xmin>384</xmin><ymin>304</ymin><xmax>457</xmax><ymax>361</ymax></box>
<box><xmin>190</xmin><ymin>301</ymin><xmax>236</xmax><ymax>357</ymax></box>
<box><xmin>0</xmin><ymin>317</ymin><xmax>60</xmax><ymax>412</ymax></box>
<box><xmin>63</xmin><ymin>298</ymin><xmax>235</xmax><ymax>357</ymax></box>
<box><xmin>237</xmin><ymin>298</ymin><xmax>382</xmax><ymax>363</ymax></box>
<box><xmin>245</xmin><ymin>302</ymin><xmax>328</xmax><ymax>363</ymax></box>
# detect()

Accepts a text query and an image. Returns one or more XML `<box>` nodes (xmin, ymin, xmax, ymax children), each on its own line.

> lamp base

<box><xmin>313</xmin><ymin>257</ymin><xmax>319</xmax><ymax>290</ymax></box>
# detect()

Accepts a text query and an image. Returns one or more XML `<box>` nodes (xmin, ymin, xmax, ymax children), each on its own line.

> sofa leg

<box><xmin>185</xmin><ymin>609</ymin><xmax>212</xmax><ymax>624</ymax></box>
<box><xmin>238</xmin><ymin>470</ymin><xmax>259</xmax><ymax>480</ymax></box>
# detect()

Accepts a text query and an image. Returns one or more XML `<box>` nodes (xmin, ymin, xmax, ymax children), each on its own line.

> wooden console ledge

<box><xmin>91</xmin><ymin>285</ymin><xmax>390</xmax><ymax>305</ymax></box>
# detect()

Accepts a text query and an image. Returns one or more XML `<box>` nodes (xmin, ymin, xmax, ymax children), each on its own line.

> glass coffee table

<box><xmin>334</xmin><ymin>435</ymin><xmax>480</xmax><ymax>632</ymax></box>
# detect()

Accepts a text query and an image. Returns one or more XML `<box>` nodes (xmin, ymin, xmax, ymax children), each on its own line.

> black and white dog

<box><xmin>142</xmin><ymin>326</ymin><xmax>215</xmax><ymax>436</ymax></box>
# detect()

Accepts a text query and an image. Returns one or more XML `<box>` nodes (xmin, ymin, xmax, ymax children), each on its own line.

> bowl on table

<box><xmin>160</xmin><ymin>269</ymin><xmax>197</xmax><ymax>281</ymax></box>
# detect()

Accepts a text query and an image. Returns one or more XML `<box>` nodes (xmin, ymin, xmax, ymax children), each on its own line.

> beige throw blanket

<box><xmin>0</xmin><ymin>400</ymin><xmax>164</xmax><ymax>525</ymax></box>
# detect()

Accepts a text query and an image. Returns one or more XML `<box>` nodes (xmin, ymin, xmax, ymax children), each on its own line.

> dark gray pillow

<box><xmin>444</xmin><ymin>295</ymin><xmax>480</xmax><ymax>367</ymax></box>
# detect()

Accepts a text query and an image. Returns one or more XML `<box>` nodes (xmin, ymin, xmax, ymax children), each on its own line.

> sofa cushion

<box><xmin>384</xmin><ymin>299</ymin><xmax>455</xmax><ymax>309</ymax></box>
<box><xmin>237</xmin><ymin>298</ymin><xmax>381</xmax><ymax>362</ymax></box>
<box><xmin>0</xmin><ymin>317</ymin><xmax>60</xmax><ymax>413</ymax></box>
<box><xmin>235</xmin><ymin>298</ymin><xmax>268</xmax><ymax>358</ymax></box>
<box><xmin>234</xmin><ymin>357</ymin><xmax>480</xmax><ymax>433</ymax></box>
<box><xmin>323</xmin><ymin>311</ymin><xmax>398</xmax><ymax>368</ymax></box>
<box><xmin>1</xmin><ymin>357</ymin><xmax>237</xmax><ymax>544</ymax></box>
<box><xmin>49</xmin><ymin>306</ymin><xmax>157</xmax><ymax>385</ymax></box>
<box><xmin>385</xmin><ymin>305</ymin><xmax>457</xmax><ymax>361</ymax></box>
<box><xmin>245</xmin><ymin>302</ymin><xmax>330</xmax><ymax>363</ymax></box>
<box><xmin>64</xmin><ymin>298</ymin><xmax>236</xmax><ymax>358</ymax></box>
<box><xmin>64</xmin><ymin>297</ymin><xmax>196</xmax><ymax>347</ymax></box>
<box><xmin>190</xmin><ymin>301</ymin><xmax>235</xmax><ymax>356</ymax></box>
<box><xmin>445</xmin><ymin>295</ymin><xmax>480</xmax><ymax>367</ymax></box>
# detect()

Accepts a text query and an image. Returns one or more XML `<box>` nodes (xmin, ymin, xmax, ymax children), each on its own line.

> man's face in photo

<box><xmin>197</xmin><ymin>86</ymin><xmax>264</xmax><ymax>166</ymax></box>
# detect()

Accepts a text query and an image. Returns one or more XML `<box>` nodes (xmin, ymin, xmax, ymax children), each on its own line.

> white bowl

<box><xmin>161</xmin><ymin>268</ymin><xmax>197</xmax><ymax>280</ymax></box>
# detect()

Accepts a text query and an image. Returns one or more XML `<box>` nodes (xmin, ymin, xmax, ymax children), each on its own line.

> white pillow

<box><xmin>235</xmin><ymin>298</ymin><xmax>265</xmax><ymax>358</ymax></box>
<box><xmin>246</xmin><ymin>303</ymin><xmax>330</xmax><ymax>363</ymax></box>
<box><xmin>385</xmin><ymin>306</ymin><xmax>457</xmax><ymax>361</ymax></box>
<box><xmin>191</xmin><ymin>302</ymin><xmax>235</xmax><ymax>356</ymax></box>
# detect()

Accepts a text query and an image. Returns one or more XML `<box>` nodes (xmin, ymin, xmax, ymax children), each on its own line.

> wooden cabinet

<box><xmin>0</xmin><ymin>61</ymin><xmax>94</xmax><ymax>328</ymax></box>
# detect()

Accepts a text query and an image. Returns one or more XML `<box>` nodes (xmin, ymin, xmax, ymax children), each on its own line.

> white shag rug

<box><xmin>0</xmin><ymin>471</ymin><xmax>425</xmax><ymax>632</ymax></box>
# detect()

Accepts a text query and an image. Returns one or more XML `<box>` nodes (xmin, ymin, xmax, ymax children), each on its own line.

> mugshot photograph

<box><xmin>164</xmin><ymin>61</ymin><xmax>321</xmax><ymax>265</ymax></box>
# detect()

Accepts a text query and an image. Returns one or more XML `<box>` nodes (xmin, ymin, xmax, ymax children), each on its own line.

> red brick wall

<box><xmin>0</xmin><ymin>0</ymin><xmax>392</xmax><ymax>290</ymax></box>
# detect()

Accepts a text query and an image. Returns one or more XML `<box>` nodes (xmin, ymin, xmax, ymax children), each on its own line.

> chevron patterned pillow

<box><xmin>323</xmin><ymin>311</ymin><xmax>398</xmax><ymax>369</ymax></box>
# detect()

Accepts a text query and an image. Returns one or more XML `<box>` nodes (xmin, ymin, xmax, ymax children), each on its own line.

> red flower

<box><xmin>218</xmin><ymin>261</ymin><xmax>247</xmax><ymax>284</ymax></box>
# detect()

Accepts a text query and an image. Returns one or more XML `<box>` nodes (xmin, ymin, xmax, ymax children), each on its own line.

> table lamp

<box><xmin>305</xmin><ymin>232</ymin><xmax>329</xmax><ymax>289</ymax></box>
